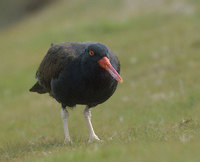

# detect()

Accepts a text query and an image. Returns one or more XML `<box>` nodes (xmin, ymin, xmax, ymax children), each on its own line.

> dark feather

<box><xmin>29</xmin><ymin>81</ymin><xmax>47</xmax><ymax>94</ymax></box>
<box><xmin>30</xmin><ymin>42</ymin><xmax>120</xmax><ymax>108</ymax></box>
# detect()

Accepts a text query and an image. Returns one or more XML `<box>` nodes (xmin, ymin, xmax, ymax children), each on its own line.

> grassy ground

<box><xmin>1</xmin><ymin>0</ymin><xmax>200</xmax><ymax>161</ymax></box>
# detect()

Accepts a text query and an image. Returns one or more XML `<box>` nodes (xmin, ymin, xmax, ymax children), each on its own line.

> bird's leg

<box><xmin>84</xmin><ymin>106</ymin><xmax>100</xmax><ymax>142</ymax></box>
<box><xmin>61</xmin><ymin>107</ymin><xmax>71</xmax><ymax>144</ymax></box>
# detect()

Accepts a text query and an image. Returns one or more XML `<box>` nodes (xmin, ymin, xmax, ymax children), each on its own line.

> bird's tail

<box><xmin>29</xmin><ymin>81</ymin><xmax>47</xmax><ymax>94</ymax></box>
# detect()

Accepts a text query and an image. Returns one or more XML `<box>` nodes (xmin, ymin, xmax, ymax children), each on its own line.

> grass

<box><xmin>0</xmin><ymin>0</ymin><xmax>200</xmax><ymax>161</ymax></box>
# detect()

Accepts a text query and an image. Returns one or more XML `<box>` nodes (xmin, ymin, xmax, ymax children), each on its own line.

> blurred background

<box><xmin>0</xmin><ymin>0</ymin><xmax>200</xmax><ymax>161</ymax></box>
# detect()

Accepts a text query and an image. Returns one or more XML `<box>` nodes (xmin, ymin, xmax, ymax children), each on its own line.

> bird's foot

<box><xmin>64</xmin><ymin>137</ymin><xmax>72</xmax><ymax>144</ymax></box>
<box><xmin>88</xmin><ymin>135</ymin><xmax>101</xmax><ymax>143</ymax></box>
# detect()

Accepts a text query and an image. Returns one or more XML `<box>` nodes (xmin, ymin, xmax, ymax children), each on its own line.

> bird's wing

<box><xmin>36</xmin><ymin>43</ymin><xmax>76</xmax><ymax>91</ymax></box>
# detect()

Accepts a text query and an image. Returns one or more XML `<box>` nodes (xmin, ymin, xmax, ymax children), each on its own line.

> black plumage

<box><xmin>30</xmin><ymin>42</ymin><xmax>122</xmax><ymax>108</ymax></box>
<box><xmin>30</xmin><ymin>42</ymin><xmax>123</xmax><ymax>142</ymax></box>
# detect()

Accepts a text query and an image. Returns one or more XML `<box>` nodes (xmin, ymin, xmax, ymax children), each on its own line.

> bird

<box><xmin>29</xmin><ymin>42</ymin><xmax>123</xmax><ymax>143</ymax></box>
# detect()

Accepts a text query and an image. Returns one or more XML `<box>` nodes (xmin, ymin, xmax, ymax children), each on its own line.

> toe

<box><xmin>88</xmin><ymin>135</ymin><xmax>101</xmax><ymax>143</ymax></box>
<box><xmin>64</xmin><ymin>138</ymin><xmax>72</xmax><ymax>144</ymax></box>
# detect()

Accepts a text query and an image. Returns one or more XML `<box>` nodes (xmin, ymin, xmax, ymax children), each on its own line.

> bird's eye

<box><xmin>89</xmin><ymin>50</ymin><xmax>95</xmax><ymax>56</ymax></box>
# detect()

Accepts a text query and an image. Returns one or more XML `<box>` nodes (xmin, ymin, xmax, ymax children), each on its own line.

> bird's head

<box><xmin>84</xmin><ymin>43</ymin><xmax>123</xmax><ymax>83</ymax></box>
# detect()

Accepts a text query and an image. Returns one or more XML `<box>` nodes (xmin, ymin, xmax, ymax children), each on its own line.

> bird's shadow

<box><xmin>0</xmin><ymin>136</ymin><xmax>105</xmax><ymax>160</ymax></box>
<box><xmin>0</xmin><ymin>137</ymin><xmax>75</xmax><ymax>160</ymax></box>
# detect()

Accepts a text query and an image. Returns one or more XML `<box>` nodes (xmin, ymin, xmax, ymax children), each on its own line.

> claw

<box><xmin>64</xmin><ymin>137</ymin><xmax>72</xmax><ymax>144</ymax></box>
<box><xmin>88</xmin><ymin>135</ymin><xmax>101</xmax><ymax>143</ymax></box>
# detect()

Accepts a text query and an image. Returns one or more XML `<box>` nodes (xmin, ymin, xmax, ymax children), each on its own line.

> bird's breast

<box><xmin>51</xmin><ymin>62</ymin><xmax>118</xmax><ymax>107</ymax></box>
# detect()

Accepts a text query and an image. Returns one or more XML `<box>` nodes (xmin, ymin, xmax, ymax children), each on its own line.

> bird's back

<box><xmin>30</xmin><ymin>42</ymin><xmax>91</xmax><ymax>93</ymax></box>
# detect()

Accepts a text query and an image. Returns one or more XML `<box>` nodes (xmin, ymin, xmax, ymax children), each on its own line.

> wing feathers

<box><xmin>35</xmin><ymin>43</ymin><xmax>76</xmax><ymax>92</ymax></box>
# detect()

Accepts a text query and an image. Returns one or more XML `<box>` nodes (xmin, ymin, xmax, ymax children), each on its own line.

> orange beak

<box><xmin>98</xmin><ymin>57</ymin><xmax>123</xmax><ymax>83</ymax></box>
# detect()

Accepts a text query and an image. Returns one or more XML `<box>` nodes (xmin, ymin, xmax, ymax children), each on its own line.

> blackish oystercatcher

<box><xmin>30</xmin><ymin>42</ymin><xmax>123</xmax><ymax>143</ymax></box>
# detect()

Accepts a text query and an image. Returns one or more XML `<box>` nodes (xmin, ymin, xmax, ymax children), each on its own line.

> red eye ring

<box><xmin>89</xmin><ymin>50</ymin><xmax>94</xmax><ymax>56</ymax></box>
